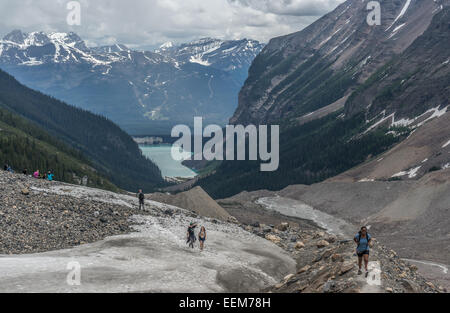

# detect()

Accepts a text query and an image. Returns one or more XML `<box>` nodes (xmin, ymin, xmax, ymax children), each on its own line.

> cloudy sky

<box><xmin>0</xmin><ymin>0</ymin><xmax>344</xmax><ymax>49</ymax></box>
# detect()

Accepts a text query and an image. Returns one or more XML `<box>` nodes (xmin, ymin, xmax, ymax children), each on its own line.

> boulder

<box><xmin>339</xmin><ymin>262</ymin><xmax>354</xmax><ymax>275</ymax></box>
<box><xmin>400</xmin><ymin>279</ymin><xmax>420</xmax><ymax>293</ymax></box>
<box><xmin>331</xmin><ymin>253</ymin><xmax>344</xmax><ymax>262</ymax></box>
<box><xmin>276</xmin><ymin>222</ymin><xmax>289</xmax><ymax>232</ymax></box>
<box><xmin>425</xmin><ymin>282</ymin><xmax>436</xmax><ymax>289</ymax></box>
<box><xmin>295</xmin><ymin>241</ymin><xmax>305</xmax><ymax>250</ymax></box>
<box><xmin>313</xmin><ymin>231</ymin><xmax>325</xmax><ymax>239</ymax></box>
<box><xmin>250</xmin><ymin>221</ymin><xmax>260</xmax><ymax>228</ymax></box>
<box><xmin>265</xmin><ymin>234</ymin><xmax>282</xmax><ymax>244</ymax></box>
<box><xmin>261</xmin><ymin>225</ymin><xmax>272</xmax><ymax>233</ymax></box>
<box><xmin>317</xmin><ymin>240</ymin><xmax>330</xmax><ymax>248</ymax></box>
<box><xmin>284</xmin><ymin>274</ymin><xmax>295</xmax><ymax>281</ymax></box>
<box><xmin>297</xmin><ymin>265</ymin><xmax>311</xmax><ymax>274</ymax></box>
<box><xmin>325</xmin><ymin>235</ymin><xmax>337</xmax><ymax>243</ymax></box>
<box><xmin>227</xmin><ymin>216</ymin><xmax>240</xmax><ymax>224</ymax></box>
<box><xmin>398</xmin><ymin>272</ymin><xmax>408</xmax><ymax>279</ymax></box>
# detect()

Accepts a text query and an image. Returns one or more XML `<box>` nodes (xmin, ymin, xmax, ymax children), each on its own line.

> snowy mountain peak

<box><xmin>159</xmin><ymin>41</ymin><xmax>174</xmax><ymax>49</ymax></box>
<box><xmin>155</xmin><ymin>37</ymin><xmax>265</xmax><ymax>73</ymax></box>
<box><xmin>2</xmin><ymin>29</ymin><xmax>27</xmax><ymax>44</ymax></box>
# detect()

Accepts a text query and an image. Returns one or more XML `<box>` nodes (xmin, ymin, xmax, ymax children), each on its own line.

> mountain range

<box><xmin>232</xmin><ymin>0</ymin><xmax>448</xmax><ymax>126</ymax></box>
<box><xmin>0</xmin><ymin>32</ymin><xmax>264</xmax><ymax>134</ymax></box>
<box><xmin>198</xmin><ymin>0</ymin><xmax>450</xmax><ymax>199</ymax></box>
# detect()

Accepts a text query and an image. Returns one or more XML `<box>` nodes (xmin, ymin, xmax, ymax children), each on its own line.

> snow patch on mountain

<box><xmin>392</xmin><ymin>166</ymin><xmax>421</xmax><ymax>179</ymax></box>
<box><xmin>386</xmin><ymin>0</ymin><xmax>412</xmax><ymax>31</ymax></box>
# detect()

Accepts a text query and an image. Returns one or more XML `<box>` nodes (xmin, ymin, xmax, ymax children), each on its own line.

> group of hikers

<box><xmin>136</xmin><ymin>190</ymin><xmax>372</xmax><ymax>259</ymax></box>
<box><xmin>137</xmin><ymin>189</ymin><xmax>207</xmax><ymax>251</ymax></box>
<box><xmin>3</xmin><ymin>162</ymin><xmax>55</xmax><ymax>181</ymax></box>
<box><xmin>187</xmin><ymin>222</ymin><xmax>207</xmax><ymax>251</ymax></box>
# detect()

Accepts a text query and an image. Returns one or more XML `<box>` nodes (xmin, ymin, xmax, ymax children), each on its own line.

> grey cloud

<box><xmin>0</xmin><ymin>0</ymin><xmax>344</xmax><ymax>48</ymax></box>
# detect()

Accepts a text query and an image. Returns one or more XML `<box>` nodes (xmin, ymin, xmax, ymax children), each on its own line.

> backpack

<box><xmin>356</xmin><ymin>232</ymin><xmax>371</xmax><ymax>248</ymax></box>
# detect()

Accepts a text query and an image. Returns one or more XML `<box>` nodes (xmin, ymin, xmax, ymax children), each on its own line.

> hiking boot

<box><xmin>365</xmin><ymin>271</ymin><xmax>369</xmax><ymax>278</ymax></box>
<box><xmin>358</xmin><ymin>269</ymin><xmax>362</xmax><ymax>275</ymax></box>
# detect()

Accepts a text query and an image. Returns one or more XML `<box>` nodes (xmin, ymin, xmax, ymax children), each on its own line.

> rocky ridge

<box><xmin>240</xmin><ymin>221</ymin><xmax>445</xmax><ymax>293</ymax></box>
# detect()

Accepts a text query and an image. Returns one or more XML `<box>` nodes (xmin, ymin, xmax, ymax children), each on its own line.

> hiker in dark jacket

<box><xmin>137</xmin><ymin>189</ymin><xmax>145</xmax><ymax>210</ymax></box>
<box><xmin>187</xmin><ymin>222</ymin><xmax>197</xmax><ymax>249</ymax></box>
<box><xmin>354</xmin><ymin>226</ymin><xmax>372</xmax><ymax>277</ymax></box>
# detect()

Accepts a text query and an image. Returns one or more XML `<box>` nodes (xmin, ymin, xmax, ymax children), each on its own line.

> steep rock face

<box><xmin>231</xmin><ymin>0</ymin><xmax>447</xmax><ymax>126</ymax></box>
<box><xmin>0</xmin><ymin>32</ymin><xmax>263</xmax><ymax>134</ymax></box>
<box><xmin>345</xmin><ymin>6</ymin><xmax>450</xmax><ymax>120</ymax></box>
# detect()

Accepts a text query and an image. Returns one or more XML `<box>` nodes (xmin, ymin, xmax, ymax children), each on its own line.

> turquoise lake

<box><xmin>139</xmin><ymin>144</ymin><xmax>197</xmax><ymax>178</ymax></box>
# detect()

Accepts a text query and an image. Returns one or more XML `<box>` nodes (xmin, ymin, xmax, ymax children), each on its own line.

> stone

<box><xmin>284</xmin><ymin>274</ymin><xmax>295</xmax><ymax>281</ymax></box>
<box><xmin>331</xmin><ymin>253</ymin><xmax>343</xmax><ymax>262</ymax></box>
<box><xmin>321</xmin><ymin>249</ymin><xmax>333</xmax><ymax>259</ymax></box>
<box><xmin>261</xmin><ymin>225</ymin><xmax>272</xmax><ymax>234</ymax></box>
<box><xmin>317</xmin><ymin>240</ymin><xmax>330</xmax><ymax>248</ymax></box>
<box><xmin>425</xmin><ymin>282</ymin><xmax>436</xmax><ymax>289</ymax></box>
<box><xmin>314</xmin><ymin>231</ymin><xmax>325</xmax><ymax>239</ymax></box>
<box><xmin>295</xmin><ymin>241</ymin><xmax>305</xmax><ymax>250</ymax></box>
<box><xmin>297</xmin><ymin>265</ymin><xmax>311</xmax><ymax>274</ymax></box>
<box><xmin>163</xmin><ymin>209</ymin><xmax>173</xmax><ymax>216</ymax></box>
<box><xmin>276</xmin><ymin>222</ymin><xmax>289</xmax><ymax>231</ymax></box>
<box><xmin>385</xmin><ymin>287</ymin><xmax>393</xmax><ymax>293</ymax></box>
<box><xmin>339</xmin><ymin>262</ymin><xmax>354</xmax><ymax>275</ymax></box>
<box><xmin>250</xmin><ymin>221</ymin><xmax>260</xmax><ymax>228</ymax></box>
<box><xmin>21</xmin><ymin>188</ymin><xmax>30</xmax><ymax>196</ymax></box>
<box><xmin>325</xmin><ymin>235</ymin><xmax>337</xmax><ymax>243</ymax></box>
<box><xmin>400</xmin><ymin>279</ymin><xmax>420</xmax><ymax>293</ymax></box>
<box><xmin>265</xmin><ymin>234</ymin><xmax>282</xmax><ymax>244</ymax></box>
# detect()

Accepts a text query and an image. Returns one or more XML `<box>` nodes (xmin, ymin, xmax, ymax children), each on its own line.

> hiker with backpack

<box><xmin>137</xmin><ymin>189</ymin><xmax>145</xmax><ymax>210</ymax></box>
<box><xmin>354</xmin><ymin>226</ymin><xmax>372</xmax><ymax>277</ymax></box>
<box><xmin>187</xmin><ymin>222</ymin><xmax>197</xmax><ymax>249</ymax></box>
<box><xmin>198</xmin><ymin>226</ymin><xmax>207</xmax><ymax>251</ymax></box>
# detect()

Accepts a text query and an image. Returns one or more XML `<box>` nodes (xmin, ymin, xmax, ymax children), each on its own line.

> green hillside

<box><xmin>0</xmin><ymin>69</ymin><xmax>164</xmax><ymax>192</ymax></box>
<box><xmin>0</xmin><ymin>107</ymin><xmax>117</xmax><ymax>190</ymax></box>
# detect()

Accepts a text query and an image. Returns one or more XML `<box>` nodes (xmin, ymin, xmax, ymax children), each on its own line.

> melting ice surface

<box><xmin>0</xmin><ymin>213</ymin><xmax>295</xmax><ymax>293</ymax></box>
<box><xmin>257</xmin><ymin>196</ymin><xmax>355</xmax><ymax>238</ymax></box>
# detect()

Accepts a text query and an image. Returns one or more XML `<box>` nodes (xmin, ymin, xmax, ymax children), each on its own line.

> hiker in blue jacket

<box><xmin>354</xmin><ymin>226</ymin><xmax>372</xmax><ymax>277</ymax></box>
